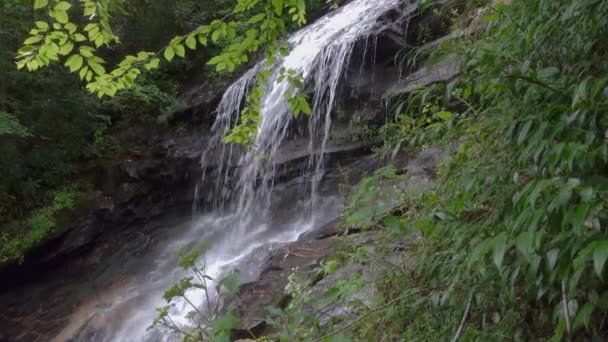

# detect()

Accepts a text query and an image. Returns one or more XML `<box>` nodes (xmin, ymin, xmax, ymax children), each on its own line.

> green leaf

<box><xmin>73</xmin><ymin>33</ymin><xmax>86</xmax><ymax>42</ymax></box>
<box><xmin>35</xmin><ymin>21</ymin><xmax>49</xmax><ymax>31</ymax></box>
<box><xmin>537</xmin><ymin>66</ymin><xmax>559</xmax><ymax>79</ymax></box>
<box><xmin>174</xmin><ymin>45</ymin><xmax>185</xmax><ymax>58</ymax></box>
<box><xmin>493</xmin><ymin>233</ymin><xmax>508</xmax><ymax>269</ymax></box>
<box><xmin>272</xmin><ymin>0</ymin><xmax>284</xmax><ymax>15</ymax></box>
<box><xmin>580</xmin><ymin>186</ymin><xmax>593</xmax><ymax>202</ymax></box>
<box><xmin>53</xmin><ymin>10</ymin><xmax>69</xmax><ymax>24</ymax></box>
<box><xmin>79</xmin><ymin>66</ymin><xmax>88</xmax><ymax>80</ymax></box>
<box><xmin>54</xmin><ymin>1</ymin><xmax>71</xmax><ymax>11</ymax></box>
<box><xmin>144</xmin><ymin>58</ymin><xmax>160</xmax><ymax>70</ymax></box>
<box><xmin>64</xmin><ymin>54</ymin><xmax>83</xmax><ymax>72</ymax></box>
<box><xmin>163</xmin><ymin>47</ymin><xmax>175</xmax><ymax>62</ymax></box>
<box><xmin>88</xmin><ymin>61</ymin><xmax>105</xmax><ymax>75</ymax></box>
<box><xmin>574</xmin><ymin>302</ymin><xmax>595</xmax><ymax>330</ymax></box>
<box><xmin>593</xmin><ymin>240</ymin><xmax>608</xmax><ymax>278</ymax></box>
<box><xmin>219</xmin><ymin>271</ymin><xmax>240</xmax><ymax>295</ymax></box>
<box><xmin>34</xmin><ymin>0</ymin><xmax>48</xmax><ymax>9</ymax></box>
<box><xmin>382</xmin><ymin>215</ymin><xmax>401</xmax><ymax>231</ymax></box>
<box><xmin>515</xmin><ymin>231</ymin><xmax>534</xmax><ymax>260</ymax></box>
<box><xmin>213</xmin><ymin>315</ymin><xmax>238</xmax><ymax>333</ymax></box>
<box><xmin>211</xmin><ymin>29</ymin><xmax>222</xmax><ymax>43</ymax></box>
<box><xmin>59</xmin><ymin>42</ymin><xmax>74</xmax><ymax>55</ymax></box>
<box><xmin>436</xmin><ymin>110</ymin><xmax>454</xmax><ymax>121</ymax></box>
<box><xmin>24</xmin><ymin>36</ymin><xmax>41</xmax><ymax>45</ymax></box>
<box><xmin>517</xmin><ymin>121</ymin><xmax>533</xmax><ymax>145</ymax></box>
<box><xmin>213</xmin><ymin>332</ymin><xmax>229</xmax><ymax>342</ymax></box>
<box><xmin>546</xmin><ymin>248</ymin><xmax>559</xmax><ymax>272</ymax></box>
<box><xmin>248</xmin><ymin>13</ymin><xmax>266</xmax><ymax>24</ymax></box>
<box><xmin>185</xmin><ymin>35</ymin><xmax>196</xmax><ymax>50</ymax></box>
<box><xmin>299</xmin><ymin>96</ymin><xmax>312</xmax><ymax>115</ymax></box>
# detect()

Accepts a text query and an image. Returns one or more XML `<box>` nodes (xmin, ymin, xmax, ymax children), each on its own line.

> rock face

<box><xmin>231</xmin><ymin>147</ymin><xmax>440</xmax><ymax>339</ymax></box>
<box><xmin>0</xmin><ymin>3</ymin><xmax>462</xmax><ymax>340</ymax></box>
<box><xmin>0</xmin><ymin>131</ymin><xmax>202</xmax><ymax>291</ymax></box>
<box><xmin>383</xmin><ymin>54</ymin><xmax>460</xmax><ymax>98</ymax></box>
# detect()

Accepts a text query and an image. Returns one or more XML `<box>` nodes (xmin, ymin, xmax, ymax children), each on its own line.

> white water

<box><xmin>62</xmin><ymin>1</ymin><xmax>416</xmax><ymax>341</ymax></box>
<box><xmin>198</xmin><ymin>0</ymin><xmax>413</xmax><ymax>218</ymax></box>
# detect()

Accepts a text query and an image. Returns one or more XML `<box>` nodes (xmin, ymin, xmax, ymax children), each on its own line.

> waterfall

<box><xmin>80</xmin><ymin>1</ymin><xmax>418</xmax><ymax>341</ymax></box>
<box><xmin>198</xmin><ymin>0</ymin><xmax>416</xmax><ymax>221</ymax></box>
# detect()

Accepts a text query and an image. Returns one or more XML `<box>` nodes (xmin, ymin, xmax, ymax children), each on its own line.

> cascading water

<box><xmin>199</xmin><ymin>0</ymin><xmax>416</xmax><ymax>223</ymax></box>
<box><xmin>53</xmin><ymin>1</ymin><xmax>416</xmax><ymax>341</ymax></box>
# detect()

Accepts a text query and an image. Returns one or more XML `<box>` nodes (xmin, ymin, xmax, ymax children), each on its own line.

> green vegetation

<box><xmin>0</xmin><ymin>0</ymin><xmax>230</xmax><ymax>263</ymax></box>
<box><xmin>266</xmin><ymin>0</ymin><xmax>608</xmax><ymax>340</ymax></box>
<box><xmin>150</xmin><ymin>241</ymin><xmax>242</xmax><ymax>342</ymax></box>
<box><xmin>4</xmin><ymin>0</ymin><xmax>608</xmax><ymax>340</ymax></box>
<box><xmin>1</xmin><ymin>0</ymin><xmax>327</xmax><ymax>263</ymax></box>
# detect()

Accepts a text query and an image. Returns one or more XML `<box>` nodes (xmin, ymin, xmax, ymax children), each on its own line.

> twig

<box><xmin>562</xmin><ymin>281</ymin><xmax>571</xmax><ymax>336</ymax></box>
<box><xmin>451</xmin><ymin>293</ymin><xmax>473</xmax><ymax>342</ymax></box>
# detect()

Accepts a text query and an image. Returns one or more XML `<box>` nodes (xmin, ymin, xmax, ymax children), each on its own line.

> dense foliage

<box><xmin>294</xmin><ymin>0</ymin><xmax>608</xmax><ymax>340</ymax></box>
<box><xmin>0</xmin><ymin>0</ymin><xmax>230</xmax><ymax>263</ymax></box>
<box><xmin>4</xmin><ymin>0</ymin><xmax>608</xmax><ymax>340</ymax></box>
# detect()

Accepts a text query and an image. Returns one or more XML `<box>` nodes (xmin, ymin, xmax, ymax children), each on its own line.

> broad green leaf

<box><xmin>174</xmin><ymin>45</ymin><xmax>185</xmax><ymax>58</ymax></box>
<box><xmin>493</xmin><ymin>233</ymin><xmax>508</xmax><ymax>269</ymax></box>
<box><xmin>219</xmin><ymin>271</ymin><xmax>240</xmax><ymax>295</ymax></box>
<box><xmin>79</xmin><ymin>47</ymin><xmax>94</xmax><ymax>57</ymax></box>
<box><xmin>593</xmin><ymin>240</ymin><xmax>608</xmax><ymax>278</ymax></box>
<box><xmin>580</xmin><ymin>186</ymin><xmax>593</xmax><ymax>202</ymax></box>
<box><xmin>185</xmin><ymin>35</ymin><xmax>196</xmax><ymax>50</ymax></box>
<box><xmin>300</xmin><ymin>96</ymin><xmax>312</xmax><ymax>115</ymax></box>
<box><xmin>272</xmin><ymin>0</ymin><xmax>284</xmax><ymax>15</ymax></box>
<box><xmin>436</xmin><ymin>110</ymin><xmax>454</xmax><ymax>121</ymax></box>
<box><xmin>515</xmin><ymin>231</ymin><xmax>534</xmax><ymax>260</ymax></box>
<box><xmin>54</xmin><ymin>1</ymin><xmax>71</xmax><ymax>11</ymax></box>
<box><xmin>546</xmin><ymin>248</ymin><xmax>559</xmax><ymax>272</ymax></box>
<box><xmin>248</xmin><ymin>13</ymin><xmax>266</xmax><ymax>24</ymax></box>
<box><xmin>517</xmin><ymin>121</ymin><xmax>533</xmax><ymax>145</ymax></box>
<box><xmin>34</xmin><ymin>0</ymin><xmax>48</xmax><ymax>9</ymax></box>
<box><xmin>144</xmin><ymin>58</ymin><xmax>160</xmax><ymax>70</ymax></box>
<box><xmin>208</xmin><ymin>56</ymin><xmax>223</xmax><ymax>65</ymax></box>
<box><xmin>35</xmin><ymin>21</ymin><xmax>49</xmax><ymax>31</ymax></box>
<box><xmin>383</xmin><ymin>215</ymin><xmax>401</xmax><ymax>231</ymax></box>
<box><xmin>573</xmin><ymin>302</ymin><xmax>595</xmax><ymax>330</ymax></box>
<box><xmin>163</xmin><ymin>47</ymin><xmax>175</xmax><ymax>62</ymax></box>
<box><xmin>59</xmin><ymin>42</ymin><xmax>74</xmax><ymax>55</ymax></box>
<box><xmin>79</xmin><ymin>66</ymin><xmax>88</xmax><ymax>80</ymax></box>
<box><xmin>24</xmin><ymin>36</ymin><xmax>41</xmax><ymax>45</ymax></box>
<box><xmin>537</xmin><ymin>66</ymin><xmax>559</xmax><ymax>79</ymax></box>
<box><xmin>212</xmin><ymin>332</ymin><xmax>229</xmax><ymax>342</ymax></box>
<box><xmin>88</xmin><ymin>61</ymin><xmax>105</xmax><ymax>75</ymax></box>
<box><xmin>73</xmin><ymin>33</ymin><xmax>87</xmax><ymax>42</ymax></box>
<box><xmin>53</xmin><ymin>10</ymin><xmax>69</xmax><ymax>24</ymax></box>
<box><xmin>213</xmin><ymin>315</ymin><xmax>238</xmax><ymax>334</ymax></box>
<box><xmin>64</xmin><ymin>54</ymin><xmax>83</xmax><ymax>72</ymax></box>
<box><xmin>211</xmin><ymin>29</ymin><xmax>222</xmax><ymax>43</ymax></box>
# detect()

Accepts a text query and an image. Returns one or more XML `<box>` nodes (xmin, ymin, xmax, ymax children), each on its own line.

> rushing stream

<box><xmin>47</xmin><ymin>0</ymin><xmax>416</xmax><ymax>340</ymax></box>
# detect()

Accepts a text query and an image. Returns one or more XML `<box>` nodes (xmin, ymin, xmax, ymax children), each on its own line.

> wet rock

<box><xmin>299</xmin><ymin>218</ymin><xmax>344</xmax><ymax>240</ymax></box>
<box><xmin>383</xmin><ymin>54</ymin><xmax>460</xmax><ymax>98</ymax></box>
<box><xmin>235</xmin><ymin>237</ymin><xmax>343</xmax><ymax>337</ymax></box>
